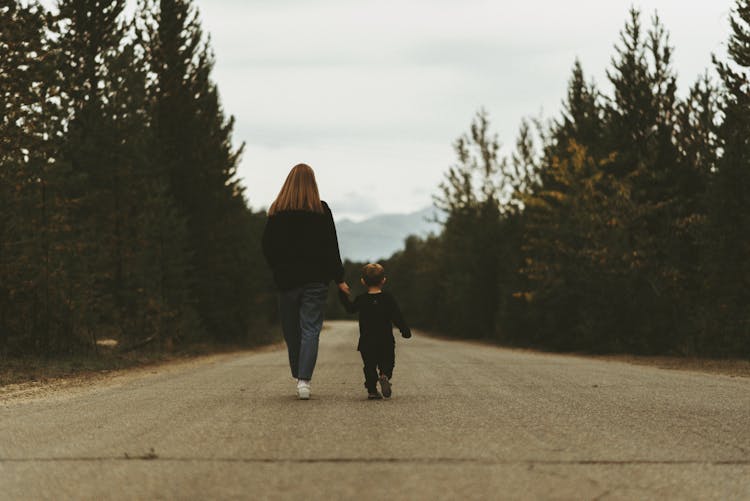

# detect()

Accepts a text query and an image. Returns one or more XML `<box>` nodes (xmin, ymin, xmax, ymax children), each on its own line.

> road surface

<box><xmin>1</xmin><ymin>321</ymin><xmax>749</xmax><ymax>500</ymax></box>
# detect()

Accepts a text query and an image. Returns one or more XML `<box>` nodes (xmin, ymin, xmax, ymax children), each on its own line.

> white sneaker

<box><xmin>296</xmin><ymin>380</ymin><xmax>311</xmax><ymax>400</ymax></box>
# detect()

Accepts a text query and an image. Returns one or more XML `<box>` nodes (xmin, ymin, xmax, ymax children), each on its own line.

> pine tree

<box><xmin>149</xmin><ymin>0</ymin><xmax>264</xmax><ymax>343</ymax></box>
<box><xmin>708</xmin><ymin>0</ymin><xmax>750</xmax><ymax>354</ymax></box>
<box><xmin>669</xmin><ymin>75</ymin><xmax>719</xmax><ymax>353</ymax></box>
<box><xmin>675</xmin><ymin>75</ymin><xmax>718</xmax><ymax>211</ymax></box>
<box><xmin>435</xmin><ymin>110</ymin><xmax>500</xmax><ymax>215</ymax></box>
<box><xmin>522</xmin><ymin>143</ymin><xmax>628</xmax><ymax>351</ymax></box>
<box><xmin>602</xmin><ymin>9</ymin><xmax>688</xmax><ymax>352</ymax></box>
<box><xmin>433</xmin><ymin>111</ymin><xmax>523</xmax><ymax>339</ymax></box>
<box><xmin>551</xmin><ymin>60</ymin><xmax>604</xmax><ymax>158</ymax></box>
<box><xmin>0</xmin><ymin>0</ymin><xmax>71</xmax><ymax>353</ymax></box>
<box><xmin>520</xmin><ymin>58</ymin><xmax>627</xmax><ymax>351</ymax></box>
<box><xmin>537</xmin><ymin>60</ymin><xmax>605</xmax><ymax>216</ymax></box>
<box><xmin>606</xmin><ymin>9</ymin><xmax>680</xmax><ymax>196</ymax></box>
<box><xmin>108</xmin><ymin>8</ymin><xmax>199</xmax><ymax>347</ymax></box>
<box><xmin>49</xmin><ymin>0</ymin><xmax>131</xmax><ymax>349</ymax></box>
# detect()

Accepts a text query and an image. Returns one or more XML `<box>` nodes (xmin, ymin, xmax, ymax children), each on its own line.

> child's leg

<box><xmin>360</xmin><ymin>350</ymin><xmax>379</xmax><ymax>393</ymax></box>
<box><xmin>378</xmin><ymin>340</ymin><xmax>396</xmax><ymax>380</ymax></box>
<box><xmin>374</xmin><ymin>341</ymin><xmax>395</xmax><ymax>398</ymax></box>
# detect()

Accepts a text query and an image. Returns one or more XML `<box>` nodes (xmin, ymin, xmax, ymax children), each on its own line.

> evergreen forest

<box><xmin>1</xmin><ymin>0</ymin><xmax>274</xmax><ymax>356</ymax></box>
<box><xmin>333</xmin><ymin>4</ymin><xmax>750</xmax><ymax>357</ymax></box>
<box><xmin>2</xmin><ymin>1</ymin><xmax>749</xmax><ymax>359</ymax></box>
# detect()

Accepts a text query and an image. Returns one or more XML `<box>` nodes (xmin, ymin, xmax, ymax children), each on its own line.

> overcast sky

<box><xmin>193</xmin><ymin>0</ymin><xmax>734</xmax><ymax>220</ymax></box>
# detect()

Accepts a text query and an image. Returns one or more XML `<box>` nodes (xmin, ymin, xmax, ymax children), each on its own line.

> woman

<box><xmin>262</xmin><ymin>163</ymin><xmax>349</xmax><ymax>400</ymax></box>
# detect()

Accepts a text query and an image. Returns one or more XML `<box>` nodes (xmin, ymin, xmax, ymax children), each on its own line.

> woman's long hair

<box><xmin>268</xmin><ymin>163</ymin><xmax>324</xmax><ymax>215</ymax></box>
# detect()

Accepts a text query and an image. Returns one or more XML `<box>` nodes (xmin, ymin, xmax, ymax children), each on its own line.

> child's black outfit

<box><xmin>339</xmin><ymin>291</ymin><xmax>411</xmax><ymax>394</ymax></box>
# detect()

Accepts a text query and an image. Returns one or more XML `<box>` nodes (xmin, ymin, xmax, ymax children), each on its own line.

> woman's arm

<box><xmin>322</xmin><ymin>201</ymin><xmax>345</xmax><ymax>285</ymax></box>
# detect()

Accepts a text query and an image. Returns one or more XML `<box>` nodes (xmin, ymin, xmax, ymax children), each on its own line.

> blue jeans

<box><xmin>279</xmin><ymin>282</ymin><xmax>328</xmax><ymax>380</ymax></box>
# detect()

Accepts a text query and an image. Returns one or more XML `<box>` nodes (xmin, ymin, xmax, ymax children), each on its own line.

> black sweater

<box><xmin>339</xmin><ymin>290</ymin><xmax>411</xmax><ymax>351</ymax></box>
<box><xmin>262</xmin><ymin>201</ymin><xmax>345</xmax><ymax>291</ymax></box>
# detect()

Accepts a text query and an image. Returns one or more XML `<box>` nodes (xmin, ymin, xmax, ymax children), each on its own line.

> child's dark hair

<box><xmin>362</xmin><ymin>263</ymin><xmax>386</xmax><ymax>286</ymax></box>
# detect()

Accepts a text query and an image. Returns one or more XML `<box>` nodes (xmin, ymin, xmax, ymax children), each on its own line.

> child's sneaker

<box><xmin>297</xmin><ymin>380</ymin><xmax>311</xmax><ymax>400</ymax></box>
<box><xmin>367</xmin><ymin>391</ymin><xmax>383</xmax><ymax>400</ymax></box>
<box><xmin>378</xmin><ymin>374</ymin><xmax>392</xmax><ymax>398</ymax></box>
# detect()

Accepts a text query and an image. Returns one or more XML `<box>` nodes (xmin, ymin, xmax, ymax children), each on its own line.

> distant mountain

<box><xmin>336</xmin><ymin>207</ymin><xmax>441</xmax><ymax>262</ymax></box>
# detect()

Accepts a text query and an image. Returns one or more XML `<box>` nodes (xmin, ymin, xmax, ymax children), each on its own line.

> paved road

<box><xmin>1</xmin><ymin>321</ymin><xmax>749</xmax><ymax>500</ymax></box>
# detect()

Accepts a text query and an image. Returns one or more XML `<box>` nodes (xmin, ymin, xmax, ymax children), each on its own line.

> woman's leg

<box><xmin>279</xmin><ymin>287</ymin><xmax>302</xmax><ymax>379</ymax></box>
<box><xmin>297</xmin><ymin>283</ymin><xmax>328</xmax><ymax>381</ymax></box>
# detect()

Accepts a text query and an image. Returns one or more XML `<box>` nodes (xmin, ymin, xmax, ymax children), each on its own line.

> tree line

<box><xmin>1</xmin><ymin>0</ymin><xmax>274</xmax><ymax>356</ymax></box>
<box><xmin>338</xmin><ymin>4</ymin><xmax>750</xmax><ymax>357</ymax></box>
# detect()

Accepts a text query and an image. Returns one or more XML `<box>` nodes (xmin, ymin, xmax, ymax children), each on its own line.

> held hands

<box><xmin>338</xmin><ymin>281</ymin><xmax>351</xmax><ymax>295</ymax></box>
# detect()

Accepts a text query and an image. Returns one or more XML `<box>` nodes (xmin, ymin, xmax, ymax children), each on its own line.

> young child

<box><xmin>339</xmin><ymin>263</ymin><xmax>411</xmax><ymax>399</ymax></box>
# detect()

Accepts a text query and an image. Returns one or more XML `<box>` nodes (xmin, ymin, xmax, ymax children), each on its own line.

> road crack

<box><xmin>1</xmin><ymin>457</ymin><xmax>749</xmax><ymax>466</ymax></box>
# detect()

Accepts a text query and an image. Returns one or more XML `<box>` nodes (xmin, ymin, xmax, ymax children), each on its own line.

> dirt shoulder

<box><xmin>0</xmin><ymin>342</ymin><xmax>285</xmax><ymax>404</ymax></box>
<box><xmin>595</xmin><ymin>353</ymin><xmax>750</xmax><ymax>378</ymax></box>
<box><xmin>415</xmin><ymin>329</ymin><xmax>750</xmax><ymax>378</ymax></box>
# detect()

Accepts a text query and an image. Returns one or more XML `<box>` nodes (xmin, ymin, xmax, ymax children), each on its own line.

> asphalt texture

<box><xmin>1</xmin><ymin>320</ymin><xmax>749</xmax><ymax>500</ymax></box>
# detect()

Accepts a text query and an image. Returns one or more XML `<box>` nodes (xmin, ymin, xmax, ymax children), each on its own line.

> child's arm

<box><xmin>338</xmin><ymin>290</ymin><xmax>359</xmax><ymax>314</ymax></box>
<box><xmin>388</xmin><ymin>294</ymin><xmax>411</xmax><ymax>338</ymax></box>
